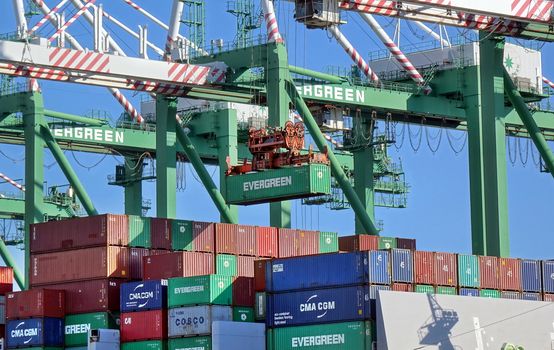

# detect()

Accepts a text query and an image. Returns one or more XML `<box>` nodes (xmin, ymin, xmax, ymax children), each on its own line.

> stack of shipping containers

<box><xmin>0</xmin><ymin>267</ymin><xmax>13</xmax><ymax>341</ymax></box>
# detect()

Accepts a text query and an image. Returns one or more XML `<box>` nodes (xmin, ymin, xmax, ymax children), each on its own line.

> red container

<box><xmin>6</xmin><ymin>289</ymin><xmax>64</xmax><ymax>320</ymax></box>
<box><xmin>193</xmin><ymin>222</ymin><xmax>215</xmax><ymax>252</ymax></box>
<box><xmin>479</xmin><ymin>256</ymin><xmax>500</xmax><ymax>290</ymax></box>
<box><xmin>0</xmin><ymin>267</ymin><xmax>13</xmax><ymax>295</ymax></box>
<box><xmin>338</xmin><ymin>235</ymin><xmax>378</xmax><ymax>252</ymax></box>
<box><xmin>397</xmin><ymin>238</ymin><xmax>417</xmax><ymax>250</ymax></box>
<box><xmin>254</xmin><ymin>260</ymin><xmax>269</xmax><ymax>292</ymax></box>
<box><xmin>278</xmin><ymin>229</ymin><xmax>297</xmax><ymax>258</ymax></box>
<box><xmin>236</xmin><ymin>225</ymin><xmax>256</xmax><ymax>256</ymax></box>
<box><xmin>256</xmin><ymin>227</ymin><xmax>278</xmax><ymax>258</ymax></box>
<box><xmin>414</xmin><ymin>251</ymin><xmax>435</xmax><ymax>285</ymax></box>
<box><xmin>297</xmin><ymin>230</ymin><xmax>319</xmax><ymax>256</ymax></box>
<box><xmin>215</xmin><ymin>223</ymin><xmax>238</xmax><ymax>254</ymax></box>
<box><xmin>30</xmin><ymin>246</ymin><xmax>129</xmax><ymax>286</ymax></box>
<box><xmin>121</xmin><ymin>310</ymin><xmax>167</xmax><ymax>341</ymax></box>
<box><xmin>435</xmin><ymin>252</ymin><xmax>457</xmax><ymax>287</ymax></box>
<box><xmin>544</xmin><ymin>294</ymin><xmax>554</xmax><ymax>302</ymax></box>
<box><xmin>233</xmin><ymin>277</ymin><xmax>254</xmax><ymax>307</ymax></box>
<box><xmin>237</xmin><ymin>256</ymin><xmax>258</xmax><ymax>277</ymax></box>
<box><xmin>44</xmin><ymin>279</ymin><xmax>121</xmax><ymax>314</ymax></box>
<box><xmin>499</xmin><ymin>258</ymin><xmax>522</xmax><ymax>291</ymax></box>
<box><xmin>392</xmin><ymin>283</ymin><xmax>413</xmax><ymax>292</ymax></box>
<box><xmin>129</xmin><ymin>248</ymin><xmax>168</xmax><ymax>280</ymax></box>
<box><xmin>143</xmin><ymin>252</ymin><xmax>214</xmax><ymax>280</ymax></box>
<box><xmin>150</xmin><ymin>218</ymin><xmax>172</xmax><ymax>250</ymax></box>
<box><xmin>30</xmin><ymin>214</ymin><xmax>128</xmax><ymax>253</ymax></box>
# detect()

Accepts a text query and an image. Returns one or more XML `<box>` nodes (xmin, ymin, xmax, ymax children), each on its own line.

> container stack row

<box><xmin>0</xmin><ymin>266</ymin><xmax>14</xmax><ymax>345</ymax></box>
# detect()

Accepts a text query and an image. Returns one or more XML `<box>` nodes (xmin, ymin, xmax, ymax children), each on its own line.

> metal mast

<box><xmin>227</xmin><ymin>0</ymin><xmax>261</xmax><ymax>49</ymax></box>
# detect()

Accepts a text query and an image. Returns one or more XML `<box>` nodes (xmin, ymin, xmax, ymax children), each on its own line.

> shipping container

<box><xmin>255</xmin><ymin>292</ymin><xmax>266</xmax><ymax>320</ymax></box>
<box><xmin>396</xmin><ymin>238</ymin><xmax>416</xmax><ymax>250</ymax></box>
<box><xmin>168</xmin><ymin>275</ymin><xmax>233</xmax><ymax>307</ymax></box>
<box><xmin>64</xmin><ymin>312</ymin><xmax>118</xmax><ymax>347</ymax></box>
<box><xmin>120</xmin><ymin>280</ymin><xmax>167</xmax><ymax>312</ymax></box>
<box><xmin>0</xmin><ymin>266</ymin><xmax>13</xmax><ymax>295</ymax></box>
<box><xmin>543</xmin><ymin>294</ymin><xmax>554</xmax><ymax>302</ymax></box>
<box><xmin>391</xmin><ymin>249</ymin><xmax>412</xmax><ymax>283</ymax></box>
<box><xmin>168</xmin><ymin>337</ymin><xmax>210</xmax><ymax>350</ymax></box>
<box><xmin>319</xmin><ymin>232</ymin><xmax>338</xmax><ymax>253</ymax></box>
<box><xmin>254</xmin><ymin>260</ymin><xmax>269</xmax><ymax>292</ymax></box>
<box><xmin>143</xmin><ymin>252</ymin><xmax>213</xmax><ymax>280</ymax></box>
<box><xmin>171</xmin><ymin>220</ymin><xmax>193</xmax><ymax>251</ymax></box>
<box><xmin>30</xmin><ymin>214</ymin><xmax>128</xmax><ymax>253</ymax></box>
<box><xmin>255</xmin><ymin>227</ymin><xmax>278</xmax><ymax>258</ymax></box>
<box><xmin>434</xmin><ymin>252</ymin><xmax>457</xmax><ymax>287</ymax></box>
<box><xmin>499</xmin><ymin>258</ymin><xmax>521</xmax><ymax>291</ymax></box>
<box><xmin>0</xmin><ymin>296</ymin><xmax>5</xmax><ymax>324</ymax></box>
<box><xmin>266</xmin><ymin>321</ymin><xmax>372</xmax><ymax>350</ymax></box>
<box><xmin>121</xmin><ymin>340</ymin><xmax>167</xmax><ymax>350</ymax></box>
<box><xmin>391</xmin><ymin>283</ymin><xmax>413</xmax><ymax>292</ymax></box>
<box><xmin>414</xmin><ymin>285</ymin><xmax>434</xmax><ymax>294</ymax></box>
<box><xmin>368</xmin><ymin>250</ymin><xmax>391</xmax><ymax>285</ymax></box>
<box><xmin>212</xmin><ymin>321</ymin><xmax>265</xmax><ymax>350</ymax></box>
<box><xmin>150</xmin><ymin>218</ymin><xmax>171</xmax><ymax>250</ymax></box>
<box><xmin>30</xmin><ymin>246</ymin><xmax>129</xmax><ymax>285</ymax></box>
<box><xmin>522</xmin><ymin>292</ymin><xmax>541</xmax><ymax>301</ymax></box>
<box><xmin>278</xmin><ymin>228</ymin><xmax>297</xmax><ymax>258</ymax></box>
<box><xmin>414</xmin><ymin>251</ymin><xmax>434</xmax><ymax>285</ymax></box>
<box><xmin>215</xmin><ymin>223</ymin><xmax>238</xmax><ymax>254</ymax></box>
<box><xmin>266</xmin><ymin>252</ymin><xmax>369</xmax><ymax>292</ymax></box>
<box><xmin>232</xmin><ymin>277</ymin><xmax>254</xmax><ymax>307</ymax></box>
<box><xmin>369</xmin><ymin>285</ymin><xmax>390</xmax><ymax>320</ymax></box>
<box><xmin>297</xmin><ymin>230</ymin><xmax>319</xmax><ymax>257</ymax></box>
<box><xmin>378</xmin><ymin>237</ymin><xmax>396</xmax><ymax>250</ymax></box>
<box><xmin>436</xmin><ymin>286</ymin><xmax>457</xmax><ymax>295</ymax></box>
<box><xmin>215</xmin><ymin>254</ymin><xmax>237</xmax><ymax>276</ymax></box>
<box><xmin>457</xmin><ymin>254</ymin><xmax>480</xmax><ymax>288</ymax></box>
<box><xmin>6</xmin><ymin>318</ymin><xmax>64</xmax><ymax>348</ymax></box>
<box><xmin>6</xmin><ymin>289</ymin><xmax>64</xmax><ymax>320</ymax></box>
<box><xmin>338</xmin><ymin>235</ymin><xmax>378</xmax><ymax>252</ymax></box>
<box><xmin>543</xmin><ymin>261</ymin><xmax>554</xmax><ymax>293</ymax></box>
<box><xmin>236</xmin><ymin>256</ymin><xmax>257</xmax><ymax>277</ymax></box>
<box><xmin>480</xmin><ymin>289</ymin><xmax>501</xmax><ymax>298</ymax></box>
<box><xmin>226</xmin><ymin>164</ymin><xmax>332</xmax><ymax>205</ymax></box>
<box><xmin>167</xmin><ymin>305</ymin><xmax>232</xmax><ymax>337</ymax></box>
<box><xmin>500</xmin><ymin>291</ymin><xmax>522</xmax><ymax>300</ymax></box>
<box><xmin>44</xmin><ymin>279</ymin><xmax>121</xmax><ymax>314</ymax></box>
<box><xmin>266</xmin><ymin>286</ymin><xmax>370</xmax><ymax>327</ymax></box>
<box><xmin>479</xmin><ymin>256</ymin><xmax>499</xmax><ymax>290</ymax></box>
<box><xmin>521</xmin><ymin>259</ymin><xmax>542</xmax><ymax>292</ymax></box>
<box><xmin>236</xmin><ymin>225</ymin><xmax>256</xmax><ymax>256</ymax></box>
<box><xmin>459</xmin><ymin>288</ymin><xmax>479</xmax><ymax>297</ymax></box>
<box><xmin>128</xmin><ymin>216</ymin><xmax>151</xmax><ymax>248</ymax></box>
<box><xmin>233</xmin><ymin>307</ymin><xmax>254</xmax><ymax>322</ymax></box>
<box><xmin>129</xmin><ymin>248</ymin><xmax>166</xmax><ymax>280</ymax></box>
<box><xmin>192</xmin><ymin>222</ymin><xmax>215</xmax><ymax>253</ymax></box>
<box><xmin>120</xmin><ymin>310</ymin><xmax>167</xmax><ymax>342</ymax></box>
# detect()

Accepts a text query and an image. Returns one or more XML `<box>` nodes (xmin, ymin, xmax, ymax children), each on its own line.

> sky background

<box><xmin>0</xmin><ymin>1</ymin><xmax>553</xmax><ymax>282</ymax></box>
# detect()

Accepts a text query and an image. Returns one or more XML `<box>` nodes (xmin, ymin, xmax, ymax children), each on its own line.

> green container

<box><xmin>255</xmin><ymin>292</ymin><xmax>266</xmax><ymax>320</ymax></box>
<box><xmin>267</xmin><ymin>321</ymin><xmax>373</xmax><ymax>350</ymax></box>
<box><xmin>169</xmin><ymin>337</ymin><xmax>211</xmax><ymax>350</ymax></box>
<box><xmin>121</xmin><ymin>340</ymin><xmax>167</xmax><ymax>350</ymax></box>
<box><xmin>378</xmin><ymin>237</ymin><xmax>397</xmax><ymax>249</ymax></box>
<box><xmin>226</xmin><ymin>164</ymin><xmax>331</xmax><ymax>205</ymax></box>
<box><xmin>168</xmin><ymin>275</ymin><xmax>233</xmax><ymax>307</ymax></box>
<box><xmin>319</xmin><ymin>232</ymin><xmax>339</xmax><ymax>253</ymax></box>
<box><xmin>171</xmin><ymin>219</ymin><xmax>193</xmax><ymax>251</ymax></box>
<box><xmin>436</xmin><ymin>286</ymin><xmax>457</xmax><ymax>295</ymax></box>
<box><xmin>128</xmin><ymin>215</ymin><xmax>151</xmax><ymax>248</ymax></box>
<box><xmin>65</xmin><ymin>312</ymin><xmax>119</xmax><ymax>347</ymax></box>
<box><xmin>415</xmin><ymin>285</ymin><xmax>435</xmax><ymax>294</ymax></box>
<box><xmin>233</xmin><ymin>306</ymin><xmax>255</xmax><ymax>322</ymax></box>
<box><xmin>458</xmin><ymin>254</ymin><xmax>480</xmax><ymax>288</ymax></box>
<box><xmin>216</xmin><ymin>254</ymin><xmax>237</xmax><ymax>276</ymax></box>
<box><xmin>480</xmin><ymin>289</ymin><xmax>501</xmax><ymax>298</ymax></box>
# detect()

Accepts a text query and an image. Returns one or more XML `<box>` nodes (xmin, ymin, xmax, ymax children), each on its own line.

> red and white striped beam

<box><xmin>28</xmin><ymin>0</ymin><xmax>70</xmax><ymax>35</ymax></box>
<box><xmin>0</xmin><ymin>172</ymin><xmax>25</xmax><ymax>192</ymax></box>
<box><xmin>328</xmin><ymin>25</ymin><xmax>380</xmax><ymax>84</ymax></box>
<box><xmin>261</xmin><ymin>0</ymin><xmax>283</xmax><ymax>43</ymax></box>
<box><xmin>48</xmin><ymin>0</ymin><xmax>97</xmax><ymax>43</ymax></box>
<box><xmin>359</xmin><ymin>13</ymin><xmax>431</xmax><ymax>95</ymax></box>
<box><xmin>543</xmin><ymin>76</ymin><xmax>554</xmax><ymax>89</ymax></box>
<box><xmin>165</xmin><ymin>0</ymin><xmax>185</xmax><ymax>59</ymax></box>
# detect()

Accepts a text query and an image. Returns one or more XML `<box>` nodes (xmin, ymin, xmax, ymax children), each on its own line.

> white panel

<box><xmin>212</xmin><ymin>321</ymin><xmax>266</xmax><ymax>350</ymax></box>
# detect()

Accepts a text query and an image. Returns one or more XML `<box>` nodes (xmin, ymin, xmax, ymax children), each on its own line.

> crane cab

<box><xmin>294</xmin><ymin>0</ymin><xmax>341</xmax><ymax>28</ymax></box>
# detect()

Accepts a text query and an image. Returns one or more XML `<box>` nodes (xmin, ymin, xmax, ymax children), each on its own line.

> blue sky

<box><xmin>0</xmin><ymin>0</ymin><xmax>553</xmax><ymax>282</ymax></box>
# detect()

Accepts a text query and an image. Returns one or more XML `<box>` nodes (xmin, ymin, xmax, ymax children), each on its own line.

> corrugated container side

<box><xmin>216</xmin><ymin>254</ymin><xmax>237</xmax><ymax>276</ymax></box>
<box><xmin>480</xmin><ymin>289</ymin><xmax>501</xmax><ymax>298</ymax></box>
<box><xmin>542</xmin><ymin>294</ymin><xmax>554</xmax><ymax>302</ymax></box>
<box><xmin>215</xmin><ymin>223</ymin><xmax>238</xmax><ymax>254</ymax></box>
<box><xmin>296</xmin><ymin>229</ymin><xmax>318</xmax><ymax>256</ymax></box>
<box><xmin>236</xmin><ymin>225</ymin><xmax>256</xmax><ymax>256</ymax></box>
<box><xmin>319</xmin><ymin>232</ymin><xmax>338</xmax><ymax>253</ymax></box>
<box><xmin>150</xmin><ymin>218</ymin><xmax>171</xmax><ymax>250</ymax></box>
<box><xmin>436</xmin><ymin>286</ymin><xmax>457</xmax><ymax>295</ymax></box>
<box><xmin>120</xmin><ymin>310</ymin><xmax>167</xmax><ymax>341</ymax></box>
<box><xmin>128</xmin><ymin>216</ymin><xmax>151</xmax><ymax>248</ymax></box>
<box><xmin>414</xmin><ymin>285</ymin><xmax>435</xmax><ymax>294</ymax></box>
<box><xmin>255</xmin><ymin>226</ymin><xmax>278</xmax><ymax>258</ymax></box>
<box><xmin>391</xmin><ymin>283</ymin><xmax>413</xmax><ymax>292</ymax></box>
<box><xmin>168</xmin><ymin>275</ymin><xmax>233</xmax><ymax>307</ymax></box>
<box><xmin>396</xmin><ymin>238</ymin><xmax>417</xmax><ymax>250</ymax></box>
<box><xmin>43</xmin><ymin>279</ymin><xmax>121</xmax><ymax>314</ymax></box>
<box><xmin>232</xmin><ymin>277</ymin><xmax>254</xmax><ymax>307</ymax></box>
<box><xmin>459</xmin><ymin>288</ymin><xmax>479</xmax><ymax>297</ymax></box>
<box><xmin>414</xmin><ymin>251</ymin><xmax>434</xmax><ymax>285</ymax></box>
<box><xmin>278</xmin><ymin>228</ymin><xmax>297</xmax><ymax>258</ymax></box>
<box><xmin>338</xmin><ymin>235</ymin><xmax>378</xmax><ymax>252</ymax></box>
<box><xmin>499</xmin><ymin>258</ymin><xmax>521</xmax><ymax>291</ymax></box>
<box><xmin>6</xmin><ymin>318</ymin><xmax>64</xmax><ymax>348</ymax></box>
<box><xmin>368</xmin><ymin>250</ymin><xmax>391</xmax><ymax>285</ymax></box>
<box><xmin>233</xmin><ymin>307</ymin><xmax>254</xmax><ymax>322</ymax></box>
<box><xmin>369</xmin><ymin>285</ymin><xmax>390</xmax><ymax>320</ymax></box>
<box><xmin>521</xmin><ymin>259</ymin><xmax>542</xmax><ymax>292</ymax></box>
<box><xmin>6</xmin><ymin>289</ymin><xmax>65</xmax><ymax>320</ymax></box>
<box><xmin>129</xmin><ymin>248</ymin><xmax>167</xmax><ymax>280</ymax></box>
<box><xmin>457</xmin><ymin>254</ymin><xmax>480</xmax><ymax>288</ymax></box>
<box><xmin>391</xmin><ymin>249</ymin><xmax>413</xmax><ymax>283</ymax></box>
<box><xmin>192</xmin><ymin>222</ymin><xmax>215</xmax><ymax>252</ymax></box>
<box><xmin>0</xmin><ymin>296</ymin><xmax>5</xmax><ymax>324</ymax></box>
<box><xmin>120</xmin><ymin>280</ymin><xmax>167</xmax><ymax>312</ymax></box>
<box><xmin>122</xmin><ymin>340</ymin><xmax>167</xmax><ymax>350</ymax></box>
<box><xmin>522</xmin><ymin>292</ymin><xmax>541</xmax><ymax>301</ymax></box>
<box><xmin>237</xmin><ymin>256</ymin><xmax>257</xmax><ymax>277</ymax></box>
<box><xmin>543</xmin><ymin>261</ymin><xmax>554</xmax><ymax>293</ymax></box>
<box><xmin>30</xmin><ymin>214</ymin><xmax>128</xmax><ymax>253</ymax></box>
<box><xmin>378</xmin><ymin>237</ymin><xmax>396</xmax><ymax>250</ymax></box>
<box><xmin>168</xmin><ymin>337</ymin><xmax>210</xmax><ymax>350</ymax></box>
<box><xmin>143</xmin><ymin>252</ymin><xmax>214</xmax><ymax>280</ymax></box>
<box><xmin>501</xmin><ymin>291</ymin><xmax>522</xmax><ymax>300</ymax></box>
<box><xmin>255</xmin><ymin>292</ymin><xmax>266</xmax><ymax>320</ymax></box>
<box><xmin>435</xmin><ymin>252</ymin><xmax>457</xmax><ymax>287</ymax></box>
<box><xmin>64</xmin><ymin>312</ymin><xmax>119</xmax><ymax>347</ymax></box>
<box><xmin>30</xmin><ymin>246</ymin><xmax>129</xmax><ymax>286</ymax></box>
<box><xmin>168</xmin><ymin>305</ymin><xmax>232</xmax><ymax>337</ymax></box>
<box><xmin>479</xmin><ymin>256</ymin><xmax>499</xmax><ymax>290</ymax></box>
<box><xmin>0</xmin><ymin>266</ymin><xmax>13</xmax><ymax>294</ymax></box>
<box><xmin>171</xmin><ymin>220</ymin><xmax>193</xmax><ymax>251</ymax></box>
<box><xmin>254</xmin><ymin>260</ymin><xmax>269</xmax><ymax>292</ymax></box>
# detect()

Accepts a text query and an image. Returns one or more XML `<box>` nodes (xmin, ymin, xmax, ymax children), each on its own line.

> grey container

<box><xmin>0</xmin><ymin>296</ymin><xmax>5</xmax><ymax>325</ymax></box>
<box><xmin>88</xmin><ymin>329</ymin><xmax>120</xmax><ymax>350</ymax></box>
<box><xmin>255</xmin><ymin>292</ymin><xmax>266</xmax><ymax>320</ymax></box>
<box><xmin>212</xmin><ymin>321</ymin><xmax>265</xmax><ymax>350</ymax></box>
<box><xmin>168</xmin><ymin>305</ymin><xmax>232</xmax><ymax>337</ymax></box>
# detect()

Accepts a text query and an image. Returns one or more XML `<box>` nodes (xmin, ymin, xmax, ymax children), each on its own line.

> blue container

<box><xmin>391</xmin><ymin>249</ymin><xmax>413</xmax><ymax>283</ymax></box>
<box><xmin>369</xmin><ymin>285</ymin><xmax>390</xmax><ymax>320</ymax></box>
<box><xmin>521</xmin><ymin>259</ymin><xmax>542</xmax><ymax>292</ymax></box>
<box><xmin>120</xmin><ymin>280</ymin><xmax>167</xmax><ymax>312</ymax></box>
<box><xmin>265</xmin><ymin>252</ymin><xmax>369</xmax><ymax>292</ymax></box>
<box><xmin>368</xmin><ymin>250</ymin><xmax>391</xmax><ymax>285</ymax></box>
<box><xmin>6</xmin><ymin>318</ymin><xmax>64</xmax><ymax>348</ymax></box>
<box><xmin>266</xmin><ymin>286</ymin><xmax>370</xmax><ymax>327</ymax></box>
<box><xmin>459</xmin><ymin>288</ymin><xmax>479</xmax><ymax>297</ymax></box>
<box><xmin>542</xmin><ymin>261</ymin><xmax>554</xmax><ymax>293</ymax></box>
<box><xmin>522</xmin><ymin>292</ymin><xmax>541</xmax><ymax>301</ymax></box>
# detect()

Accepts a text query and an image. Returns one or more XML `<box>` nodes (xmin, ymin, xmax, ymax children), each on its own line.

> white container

<box><xmin>212</xmin><ymin>321</ymin><xmax>265</xmax><ymax>350</ymax></box>
<box><xmin>168</xmin><ymin>305</ymin><xmax>232</xmax><ymax>337</ymax></box>
<box><xmin>88</xmin><ymin>329</ymin><xmax>120</xmax><ymax>350</ymax></box>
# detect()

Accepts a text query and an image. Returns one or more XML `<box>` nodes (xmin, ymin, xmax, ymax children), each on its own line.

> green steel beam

<box><xmin>353</xmin><ymin>117</ymin><xmax>375</xmax><ymax>234</ymax></box>
<box><xmin>287</xmin><ymin>80</ymin><xmax>379</xmax><ymax>235</ymax></box>
<box><xmin>0</xmin><ymin>197</ymin><xmax>75</xmax><ymax>219</ymax></box>
<box><xmin>124</xmin><ymin>157</ymin><xmax>144</xmax><ymax>216</ymax></box>
<box><xmin>289</xmin><ymin>66</ymin><xmax>346</xmax><ymax>84</ymax></box>
<box><xmin>0</xmin><ymin>238</ymin><xmax>24</xmax><ymax>290</ymax></box>
<box><xmin>216</xmin><ymin>109</ymin><xmax>239</xmax><ymax>223</ymax></box>
<box><xmin>504</xmin><ymin>69</ymin><xmax>554</xmax><ymax>178</ymax></box>
<box><xmin>40</xmin><ymin>124</ymin><xmax>98</xmax><ymax>216</ymax></box>
<box><xmin>175</xmin><ymin>125</ymin><xmax>237</xmax><ymax>224</ymax></box>
<box><xmin>155</xmin><ymin>96</ymin><xmax>177</xmax><ymax>219</ymax></box>
<box><xmin>44</xmin><ymin>109</ymin><xmax>107</xmax><ymax>126</ymax></box>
